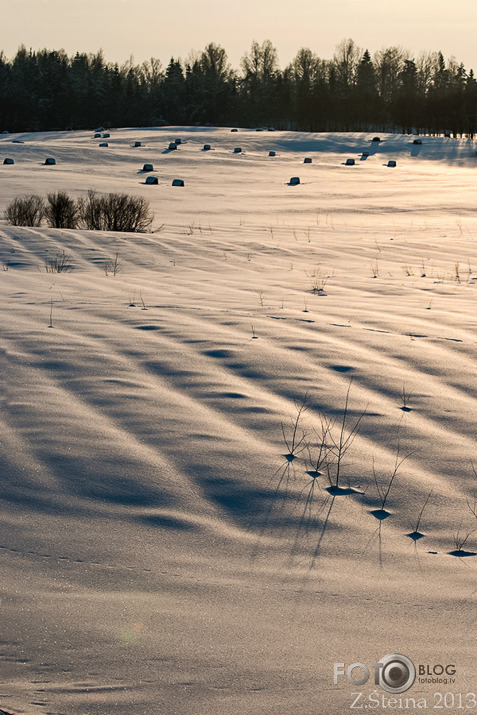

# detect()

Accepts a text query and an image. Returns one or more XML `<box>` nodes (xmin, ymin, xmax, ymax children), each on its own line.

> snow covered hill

<box><xmin>1</xmin><ymin>127</ymin><xmax>476</xmax><ymax>715</ymax></box>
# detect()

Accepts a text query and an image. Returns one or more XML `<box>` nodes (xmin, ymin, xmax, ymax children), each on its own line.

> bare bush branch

<box><xmin>45</xmin><ymin>191</ymin><xmax>79</xmax><ymax>228</ymax></box>
<box><xmin>78</xmin><ymin>190</ymin><xmax>153</xmax><ymax>232</ymax></box>
<box><xmin>281</xmin><ymin>394</ymin><xmax>310</xmax><ymax>460</ymax></box>
<box><xmin>324</xmin><ymin>383</ymin><xmax>367</xmax><ymax>488</ymax></box>
<box><xmin>100</xmin><ymin>251</ymin><xmax>123</xmax><ymax>276</ymax></box>
<box><xmin>45</xmin><ymin>251</ymin><xmax>73</xmax><ymax>273</ymax></box>
<box><xmin>5</xmin><ymin>194</ymin><xmax>45</xmax><ymax>226</ymax></box>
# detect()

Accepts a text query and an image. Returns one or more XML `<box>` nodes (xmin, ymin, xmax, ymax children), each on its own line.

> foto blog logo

<box><xmin>334</xmin><ymin>654</ymin><xmax>416</xmax><ymax>694</ymax></box>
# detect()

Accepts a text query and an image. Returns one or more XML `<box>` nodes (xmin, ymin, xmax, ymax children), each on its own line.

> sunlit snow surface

<box><xmin>0</xmin><ymin>127</ymin><xmax>476</xmax><ymax>714</ymax></box>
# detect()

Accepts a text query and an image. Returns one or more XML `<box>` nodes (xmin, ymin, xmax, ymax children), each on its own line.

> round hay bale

<box><xmin>203</xmin><ymin>144</ymin><xmax>211</xmax><ymax>151</ymax></box>
<box><xmin>362</xmin><ymin>151</ymin><xmax>370</xmax><ymax>157</ymax></box>
<box><xmin>133</xmin><ymin>141</ymin><xmax>142</xmax><ymax>147</ymax></box>
<box><xmin>387</xmin><ymin>160</ymin><xmax>397</xmax><ymax>167</ymax></box>
<box><xmin>233</xmin><ymin>147</ymin><xmax>242</xmax><ymax>153</ymax></box>
<box><xmin>289</xmin><ymin>177</ymin><xmax>300</xmax><ymax>185</ymax></box>
<box><xmin>172</xmin><ymin>179</ymin><xmax>184</xmax><ymax>187</ymax></box>
<box><xmin>93</xmin><ymin>133</ymin><xmax>101</xmax><ymax>138</ymax></box>
<box><xmin>269</xmin><ymin>151</ymin><xmax>276</xmax><ymax>157</ymax></box>
<box><xmin>345</xmin><ymin>158</ymin><xmax>355</xmax><ymax>166</ymax></box>
<box><xmin>168</xmin><ymin>142</ymin><xmax>177</xmax><ymax>150</ymax></box>
<box><xmin>174</xmin><ymin>138</ymin><xmax>182</xmax><ymax>145</ymax></box>
<box><xmin>231</xmin><ymin>128</ymin><xmax>238</xmax><ymax>132</ymax></box>
<box><xmin>44</xmin><ymin>157</ymin><xmax>56</xmax><ymax>165</ymax></box>
<box><xmin>3</xmin><ymin>157</ymin><xmax>14</xmax><ymax>165</ymax></box>
<box><xmin>143</xmin><ymin>163</ymin><xmax>154</xmax><ymax>171</ymax></box>
<box><xmin>102</xmin><ymin>133</ymin><xmax>110</xmax><ymax>138</ymax></box>
<box><xmin>413</xmin><ymin>139</ymin><xmax>422</xmax><ymax>145</ymax></box>
<box><xmin>145</xmin><ymin>175</ymin><xmax>159</xmax><ymax>185</ymax></box>
<box><xmin>99</xmin><ymin>142</ymin><xmax>109</xmax><ymax>147</ymax></box>
<box><xmin>304</xmin><ymin>157</ymin><xmax>312</xmax><ymax>163</ymax></box>
<box><xmin>371</xmin><ymin>136</ymin><xmax>381</xmax><ymax>142</ymax></box>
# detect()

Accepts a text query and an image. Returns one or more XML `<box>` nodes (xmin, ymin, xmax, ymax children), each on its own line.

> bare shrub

<box><xmin>408</xmin><ymin>489</ymin><xmax>433</xmax><ymax>539</ymax></box>
<box><xmin>372</xmin><ymin>437</ymin><xmax>409</xmax><ymax>513</ymax></box>
<box><xmin>100</xmin><ymin>251</ymin><xmax>123</xmax><ymax>276</ymax></box>
<box><xmin>281</xmin><ymin>395</ymin><xmax>310</xmax><ymax>460</ymax></box>
<box><xmin>100</xmin><ymin>192</ymin><xmax>153</xmax><ymax>232</ymax></box>
<box><xmin>309</xmin><ymin>266</ymin><xmax>331</xmax><ymax>295</ymax></box>
<box><xmin>45</xmin><ymin>251</ymin><xmax>73</xmax><ymax>273</ymax></box>
<box><xmin>78</xmin><ymin>190</ymin><xmax>153</xmax><ymax>232</ymax></box>
<box><xmin>45</xmin><ymin>191</ymin><xmax>78</xmax><ymax>228</ymax></box>
<box><xmin>452</xmin><ymin>524</ymin><xmax>475</xmax><ymax>552</ymax></box>
<box><xmin>76</xmin><ymin>190</ymin><xmax>104</xmax><ymax>231</ymax></box>
<box><xmin>4</xmin><ymin>194</ymin><xmax>45</xmax><ymax>226</ymax></box>
<box><xmin>320</xmin><ymin>383</ymin><xmax>367</xmax><ymax>490</ymax></box>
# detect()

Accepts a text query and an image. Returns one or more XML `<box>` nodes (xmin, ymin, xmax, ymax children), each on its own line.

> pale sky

<box><xmin>1</xmin><ymin>0</ymin><xmax>476</xmax><ymax>71</ymax></box>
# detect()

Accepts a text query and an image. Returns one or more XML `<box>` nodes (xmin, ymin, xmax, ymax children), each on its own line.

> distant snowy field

<box><xmin>1</xmin><ymin>127</ymin><xmax>476</xmax><ymax>715</ymax></box>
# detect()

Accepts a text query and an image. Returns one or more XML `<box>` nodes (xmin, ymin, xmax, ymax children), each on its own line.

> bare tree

<box><xmin>373</xmin><ymin>46</ymin><xmax>409</xmax><ymax>103</ymax></box>
<box><xmin>333</xmin><ymin>38</ymin><xmax>361</xmax><ymax>88</ymax></box>
<box><xmin>241</xmin><ymin>39</ymin><xmax>279</xmax><ymax>82</ymax></box>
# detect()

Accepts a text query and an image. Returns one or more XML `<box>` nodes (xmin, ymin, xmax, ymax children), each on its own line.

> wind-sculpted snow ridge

<box><xmin>0</xmin><ymin>128</ymin><xmax>476</xmax><ymax>714</ymax></box>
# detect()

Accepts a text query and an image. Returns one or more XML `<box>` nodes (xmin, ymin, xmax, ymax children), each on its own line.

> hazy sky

<box><xmin>1</xmin><ymin>0</ymin><xmax>476</xmax><ymax>71</ymax></box>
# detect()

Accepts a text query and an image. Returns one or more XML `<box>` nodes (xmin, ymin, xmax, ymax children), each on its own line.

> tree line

<box><xmin>1</xmin><ymin>39</ymin><xmax>477</xmax><ymax>136</ymax></box>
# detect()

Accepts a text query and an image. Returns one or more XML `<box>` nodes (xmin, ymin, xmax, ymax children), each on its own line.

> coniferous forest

<box><xmin>1</xmin><ymin>39</ymin><xmax>477</xmax><ymax>135</ymax></box>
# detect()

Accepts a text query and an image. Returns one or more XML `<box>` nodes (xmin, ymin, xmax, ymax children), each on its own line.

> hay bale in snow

<box><xmin>95</xmin><ymin>127</ymin><xmax>105</xmax><ymax>132</ymax></box>
<box><xmin>142</xmin><ymin>163</ymin><xmax>154</xmax><ymax>171</ymax></box>
<box><xmin>174</xmin><ymin>138</ymin><xmax>182</xmax><ymax>145</ymax></box>
<box><xmin>304</xmin><ymin>157</ymin><xmax>312</xmax><ymax>163</ymax></box>
<box><xmin>93</xmin><ymin>133</ymin><xmax>101</xmax><ymax>138</ymax></box>
<box><xmin>145</xmin><ymin>175</ymin><xmax>159</xmax><ymax>185</ymax></box>
<box><xmin>289</xmin><ymin>177</ymin><xmax>300</xmax><ymax>185</ymax></box>
<box><xmin>172</xmin><ymin>179</ymin><xmax>184</xmax><ymax>186</ymax></box>
<box><xmin>133</xmin><ymin>141</ymin><xmax>142</xmax><ymax>147</ymax></box>
<box><xmin>168</xmin><ymin>142</ymin><xmax>177</xmax><ymax>150</ymax></box>
<box><xmin>99</xmin><ymin>142</ymin><xmax>109</xmax><ymax>147</ymax></box>
<box><xmin>345</xmin><ymin>158</ymin><xmax>355</xmax><ymax>166</ymax></box>
<box><xmin>44</xmin><ymin>157</ymin><xmax>56</xmax><ymax>165</ymax></box>
<box><xmin>387</xmin><ymin>160</ymin><xmax>397</xmax><ymax>167</ymax></box>
<box><xmin>3</xmin><ymin>157</ymin><xmax>14</xmax><ymax>165</ymax></box>
<box><xmin>12</xmin><ymin>139</ymin><xmax>24</xmax><ymax>143</ymax></box>
<box><xmin>203</xmin><ymin>144</ymin><xmax>211</xmax><ymax>151</ymax></box>
<box><xmin>371</xmin><ymin>136</ymin><xmax>381</xmax><ymax>142</ymax></box>
<box><xmin>233</xmin><ymin>147</ymin><xmax>242</xmax><ymax>153</ymax></box>
<box><xmin>269</xmin><ymin>151</ymin><xmax>276</xmax><ymax>157</ymax></box>
<box><xmin>413</xmin><ymin>139</ymin><xmax>422</xmax><ymax>145</ymax></box>
<box><xmin>231</xmin><ymin>128</ymin><xmax>238</xmax><ymax>132</ymax></box>
<box><xmin>102</xmin><ymin>133</ymin><xmax>110</xmax><ymax>138</ymax></box>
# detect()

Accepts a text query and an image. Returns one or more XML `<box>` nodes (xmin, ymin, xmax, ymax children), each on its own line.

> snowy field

<box><xmin>1</xmin><ymin>126</ymin><xmax>477</xmax><ymax>714</ymax></box>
